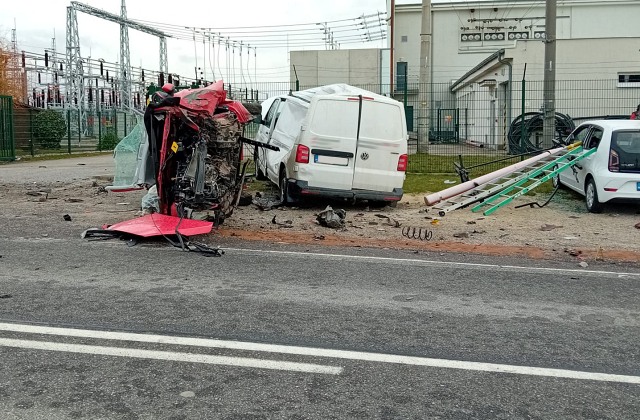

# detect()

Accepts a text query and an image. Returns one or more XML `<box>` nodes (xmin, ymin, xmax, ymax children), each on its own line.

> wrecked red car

<box><xmin>108</xmin><ymin>81</ymin><xmax>268</xmax><ymax>225</ymax></box>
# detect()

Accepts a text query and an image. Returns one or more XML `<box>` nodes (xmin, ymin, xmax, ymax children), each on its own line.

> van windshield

<box><xmin>610</xmin><ymin>130</ymin><xmax>640</xmax><ymax>173</ymax></box>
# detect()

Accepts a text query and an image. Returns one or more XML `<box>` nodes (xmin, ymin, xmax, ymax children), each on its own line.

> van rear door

<box><xmin>352</xmin><ymin>98</ymin><xmax>406</xmax><ymax>192</ymax></box>
<box><xmin>305</xmin><ymin>98</ymin><xmax>360</xmax><ymax>191</ymax></box>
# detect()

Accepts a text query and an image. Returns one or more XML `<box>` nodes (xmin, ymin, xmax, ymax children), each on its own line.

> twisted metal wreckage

<box><xmin>82</xmin><ymin>81</ymin><xmax>277</xmax><ymax>255</ymax></box>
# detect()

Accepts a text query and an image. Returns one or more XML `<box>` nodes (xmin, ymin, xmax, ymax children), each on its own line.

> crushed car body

<box><xmin>108</xmin><ymin>81</ymin><xmax>263</xmax><ymax>227</ymax></box>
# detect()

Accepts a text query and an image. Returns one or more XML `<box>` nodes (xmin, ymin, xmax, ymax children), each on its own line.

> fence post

<box><xmin>29</xmin><ymin>108</ymin><xmax>34</xmax><ymax>157</ymax></box>
<box><xmin>403</xmin><ymin>65</ymin><xmax>408</xmax><ymax>110</ymax></box>
<box><xmin>77</xmin><ymin>109</ymin><xmax>81</xmax><ymax>145</ymax></box>
<box><xmin>113</xmin><ymin>109</ymin><xmax>117</xmax><ymax>140</ymax></box>
<box><xmin>520</xmin><ymin>64</ymin><xmax>527</xmax><ymax>159</ymax></box>
<box><xmin>98</xmin><ymin>111</ymin><xmax>102</xmax><ymax>151</ymax></box>
<box><xmin>67</xmin><ymin>109</ymin><xmax>72</xmax><ymax>154</ymax></box>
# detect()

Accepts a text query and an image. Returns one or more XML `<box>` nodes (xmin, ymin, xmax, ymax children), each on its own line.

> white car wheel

<box><xmin>585</xmin><ymin>178</ymin><xmax>603</xmax><ymax>213</ymax></box>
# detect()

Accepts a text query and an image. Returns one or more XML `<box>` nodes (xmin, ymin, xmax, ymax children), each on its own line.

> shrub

<box><xmin>100</xmin><ymin>129</ymin><xmax>120</xmax><ymax>150</ymax></box>
<box><xmin>32</xmin><ymin>110</ymin><xmax>67</xmax><ymax>149</ymax></box>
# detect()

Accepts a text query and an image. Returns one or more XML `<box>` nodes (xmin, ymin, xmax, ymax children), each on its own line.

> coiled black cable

<box><xmin>508</xmin><ymin>112</ymin><xmax>575</xmax><ymax>155</ymax></box>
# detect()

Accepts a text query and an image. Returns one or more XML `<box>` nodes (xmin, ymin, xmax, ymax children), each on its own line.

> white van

<box><xmin>254</xmin><ymin>84</ymin><xmax>408</xmax><ymax>204</ymax></box>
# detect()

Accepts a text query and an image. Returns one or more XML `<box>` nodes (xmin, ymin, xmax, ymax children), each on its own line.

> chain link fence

<box><xmin>12</xmin><ymin>107</ymin><xmax>139</xmax><ymax>157</ymax></box>
<box><xmin>7</xmin><ymin>79</ymin><xmax>639</xmax><ymax>174</ymax></box>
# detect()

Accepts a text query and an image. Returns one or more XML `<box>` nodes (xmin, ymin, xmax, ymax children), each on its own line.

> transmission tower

<box><xmin>66</xmin><ymin>1</ymin><xmax>171</xmax><ymax>114</ymax></box>
<box><xmin>66</xmin><ymin>6</ymin><xmax>85</xmax><ymax>133</ymax></box>
<box><xmin>119</xmin><ymin>0</ymin><xmax>131</xmax><ymax>108</ymax></box>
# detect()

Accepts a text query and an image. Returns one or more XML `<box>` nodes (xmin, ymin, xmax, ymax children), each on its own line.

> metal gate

<box><xmin>430</xmin><ymin>108</ymin><xmax>460</xmax><ymax>144</ymax></box>
<box><xmin>0</xmin><ymin>96</ymin><xmax>16</xmax><ymax>161</ymax></box>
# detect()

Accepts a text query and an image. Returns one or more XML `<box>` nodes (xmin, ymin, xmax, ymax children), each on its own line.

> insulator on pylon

<box><xmin>106</xmin><ymin>70</ymin><xmax>109</xmax><ymax>80</ymax></box>
<box><xmin>100</xmin><ymin>62</ymin><xmax>104</xmax><ymax>76</ymax></box>
<box><xmin>22</xmin><ymin>51</ymin><xmax>26</xmax><ymax>68</ymax></box>
<box><xmin>44</xmin><ymin>52</ymin><xmax>49</xmax><ymax>67</ymax></box>
<box><xmin>38</xmin><ymin>73</ymin><xmax>41</xmax><ymax>84</ymax></box>
<box><xmin>168</xmin><ymin>74</ymin><xmax>172</xmax><ymax>84</ymax></box>
<box><xmin>88</xmin><ymin>88</ymin><xmax>93</xmax><ymax>102</ymax></box>
<box><xmin>159</xmin><ymin>72</ymin><xmax>165</xmax><ymax>86</ymax></box>
<box><xmin>59</xmin><ymin>63</ymin><xmax>63</xmax><ymax>71</ymax></box>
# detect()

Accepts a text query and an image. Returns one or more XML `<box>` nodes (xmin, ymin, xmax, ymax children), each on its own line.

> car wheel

<box><xmin>551</xmin><ymin>165</ymin><xmax>564</xmax><ymax>190</ymax></box>
<box><xmin>585</xmin><ymin>178</ymin><xmax>603</xmax><ymax>213</ymax></box>
<box><xmin>552</xmin><ymin>167</ymin><xmax>560</xmax><ymax>189</ymax></box>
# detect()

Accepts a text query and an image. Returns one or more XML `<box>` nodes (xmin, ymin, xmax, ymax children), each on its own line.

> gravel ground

<box><xmin>1</xmin><ymin>155</ymin><xmax>639</xmax><ymax>263</ymax></box>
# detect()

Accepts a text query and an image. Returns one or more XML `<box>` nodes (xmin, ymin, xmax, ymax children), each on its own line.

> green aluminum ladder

<box><xmin>471</xmin><ymin>145</ymin><xmax>596</xmax><ymax>216</ymax></box>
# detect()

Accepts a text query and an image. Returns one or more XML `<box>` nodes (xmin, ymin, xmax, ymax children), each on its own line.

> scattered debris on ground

<box><xmin>271</xmin><ymin>215</ymin><xmax>293</xmax><ymax>228</ymax></box>
<box><xmin>252</xmin><ymin>194</ymin><xmax>282</xmax><ymax>211</ymax></box>
<box><xmin>540</xmin><ymin>224</ymin><xmax>563</xmax><ymax>231</ymax></box>
<box><xmin>374</xmin><ymin>214</ymin><xmax>401</xmax><ymax>228</ymax></box>
<box><xmin>316</xmin><ymin>205</ymin><xmax>346</xmax><ymax>229</ymax></box>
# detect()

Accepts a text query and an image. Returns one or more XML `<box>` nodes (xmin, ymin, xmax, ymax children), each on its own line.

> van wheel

<box><xmin>585</xmin><ymin>178</ymin><xmax>603</xmax><ymax>213</ymax></box>
<box><xmin>279</xmin><ymin>171</ymin><xmax>289</xmax><ymax>205</ymax></box>
<box><xmin>369</xmin><ymin>200</ymin><xmax>397</xmax><ymax>209</ymax></box>
<box><xmin>254</xmin><ymin>149</ymin><xmax>267</xmax><ymax>181</ymax></box>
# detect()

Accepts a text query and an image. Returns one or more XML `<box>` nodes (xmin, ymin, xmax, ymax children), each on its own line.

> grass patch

<box><xmin>407</xmin><ymin>153</ymin><xmax>530</xmax><ymax>176</ymax></box>
<box><xmin>404</xmin><ymin>173</ymin><xmax>461</xmax><ymax>194</ymax></box>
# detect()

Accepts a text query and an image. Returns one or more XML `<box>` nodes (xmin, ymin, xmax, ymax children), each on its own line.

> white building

<box><xmin>392</xmin><ymin>0</ymin><xmax>640</xmax><ymax>149</ymax></box>
<box><xmin>288</xmin><ymin>0</ymin><xmax>640</xmax><ymax>150</ymax></box>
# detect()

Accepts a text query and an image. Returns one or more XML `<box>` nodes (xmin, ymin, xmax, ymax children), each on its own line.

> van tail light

<box><xmin>295</xmin><ymin>144</ymin><xmax>310</xmax><ymax>163</ymax></box>
<box><xmin>397</xmin><ymin>154</ymin><xmax>408</xmax><ymax>171</ymax></box>
<box><xmin>609</xmin><ymin>149</ymin><xmax>619</xmax><ymax>172</ymax></box>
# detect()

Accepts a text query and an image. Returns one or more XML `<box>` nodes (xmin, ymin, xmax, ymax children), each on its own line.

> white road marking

<box><xmin>0</xmin><ymin>337</ymin><xmax>341</xmax><ymax>375</ymax></box>
<box><xmin>225</xmin><ymin>247</ymin><xmax>640</xmax><ymax>278</ymax></box>
<box><xmin>1</xmin><ymin>322</ymin><xmax>638</xmax><ymax>384</ymax></box>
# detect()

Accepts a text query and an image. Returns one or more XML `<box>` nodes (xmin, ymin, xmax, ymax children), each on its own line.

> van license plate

<box><xmin>314</xmin><ymin>155</ymin><xmax>349</xmax><ymax>166</ymax></box>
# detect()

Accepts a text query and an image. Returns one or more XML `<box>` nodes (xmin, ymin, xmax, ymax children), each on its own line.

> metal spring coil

<box><xmin>401</xmin><ymin>226</ymin><xmax>433</xmax><ymax>241</ymax></box>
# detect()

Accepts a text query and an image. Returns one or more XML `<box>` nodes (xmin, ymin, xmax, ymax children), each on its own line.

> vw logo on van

<box><xmin>360</xmin><ymin>152</ymin><xmax>369</xmax><ymax>161</ymax></box>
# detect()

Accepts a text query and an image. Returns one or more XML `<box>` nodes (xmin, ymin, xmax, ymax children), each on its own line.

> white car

<box><xmin>554</xmin><ymin>120</ymin><xmax>640</xmax><ymax>212</ymax></box>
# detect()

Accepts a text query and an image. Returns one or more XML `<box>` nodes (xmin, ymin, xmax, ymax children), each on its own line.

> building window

<box><xmin>401</xmin><ymin>36</ymin><xmax>408</xmax><ymax>43</ymax></box>
<box><xmin>618</xmin><ymin>74</ymin><xmax>640</xmax><ymax>88</ymax></box>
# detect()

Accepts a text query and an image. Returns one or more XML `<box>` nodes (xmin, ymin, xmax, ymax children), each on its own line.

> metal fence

<box><xmin>0</xmin><ymin>96</ymin><xmax>15</xmax><ymax>161</ymax></box>
<box><xmin>5</xmin><ymin>79</ymin><xmax>639</xmax><ymax>173</ymax></box>
<box><xmin>225</xmin><ymin>79</ymin><xmax>640</xmax><ymax>174</ymax></box>
<box><xmin>12</xmin><ymin>108</ymin><xmax>139</xmax><ymax>157</ymax></box>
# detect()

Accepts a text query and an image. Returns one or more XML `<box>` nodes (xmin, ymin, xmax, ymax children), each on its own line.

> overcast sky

<box><xmin>1</xmin><ymin>0</ymin><xmax>502</xmax><ymax>84</ymax></box>
<box><xmin>0</xmin><ymin>0</ymin><xmax>396</xmax><ymax>83</ymax></box>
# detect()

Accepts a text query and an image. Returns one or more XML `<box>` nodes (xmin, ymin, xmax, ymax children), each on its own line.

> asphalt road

<box><xmin>0</xmin><ymin>235</ymin><xmax>639</xmax><ymax>419</ymax></box>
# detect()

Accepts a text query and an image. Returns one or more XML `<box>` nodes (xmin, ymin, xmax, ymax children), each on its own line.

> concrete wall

<box><xmin>289</xmin><ymin>49</ymin><xmax>382</xmax><ymax>88</ymax></box>
<box><xmin>394</xmin><ymin>0</ymin><xmax>640</xmax><ymax>84</ymax></box>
